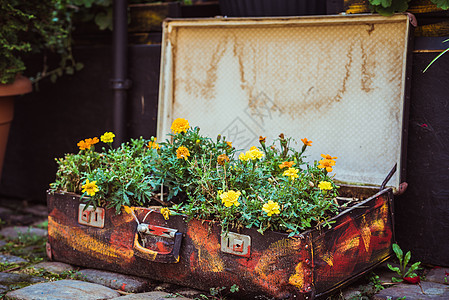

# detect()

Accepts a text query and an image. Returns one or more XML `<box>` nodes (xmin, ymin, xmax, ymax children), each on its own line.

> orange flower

<box><xmin>217</xmin><ymin>154</ymin><xmax>230</xmax><ymax>166</ymax></box>
<box><xmin>85</xmin><ymin>137</ymin><xmax>99</xmax><ymax>146</ymax></box>
<box><xmin>279</xmin><ymin>161</ymin><xmax>296</xmax><ymax>169</ymax></box>
<box><xmin>259</xmin><ymin>136</ymin><xmax>266</xmax><ymax>143</ymax></box>
<box><xmin>176</xmin><ymin>146</ymin><xmax>190</xmax><ymax>160</ymax></box>
<box><xmin>321</xmin><ymin>154</ymin><xmax>337</xmax><ymax>160</ymax></box>
<box><xmin>318</xmin><ymin>159</ymin><xmax>336</xmax><ymax>172</ymax></box>
<box><xmin>301</xmin><ymin>138</ymin><xmax>312</xmax><ymax>146</ymax></box>
<box><xmin>77</xmin><ymin>140</ymin><xmax>91</xmax><ymax>150</ymax></box>
<box><xmin>77</xmin><ymin>137</ymin><xmax>99</xmax><ymax>150</ymax></box>
<box><xmin>147</xmin><ymin>138</ymin><xmax>160</xmax><ymax>150</ymax></box>
<box><xmin>226</xmin><ymin>141</ymin><xmax>233</xmax><ymax>148</ymax></box>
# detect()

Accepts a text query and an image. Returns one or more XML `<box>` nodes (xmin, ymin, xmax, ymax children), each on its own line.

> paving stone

<box><xmin>110</xmin><ymin>291</ymin><xmax>191</xmax><ymax>299</ymax></box>
<box><xmin>373</xmin><ymin>281</ymin><xmax>449</xmax><ymax>300</ymax></box>
<box><xmin>0</xmin><ymin>284</ymin><xmax>9</xmax><ymax>293</ymax></box>
<box><xmin>0</xmin><ymin>272</ymin><xmax>45</xmax><ymax>285</ymax></box>
<box><xmin>22</xmin><ymin>205</ymin><xmax>48</xmax><ymax>218</ymax></box>
<box><xmin>5</xmin><ymin>279</ymin><xmax>120</xmax><ymax>300</ymax></box>
<box><xmin>0</xmin><ymin>226</ymin><xmax>47</xmax><ymax>239</ymax></box>
<box><xmin>425</xmin><ymin>268</ymin><xmax>449</xmax><ymax>285</ymax></box>
<box><xmin>0</xmin><ymin>254</ymin><xmax>28</xmax><ymax>264</ymax></box>
<box><xmin>77</xmin><ymin>269</ymin><xmax>152</xmax><ymax>293</ymax></box>
<box><xmin>31</xmin><ymin>262</ymin><xmax>75</xmax><ymax>274</ymax></box>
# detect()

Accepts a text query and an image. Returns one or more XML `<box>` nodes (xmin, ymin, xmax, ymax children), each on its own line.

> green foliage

<box><xmin>51</xmin><ymin>120</ymin><xmax>340</xmax><ymax>235</ymax></box>
<box><xmin>387</xmin><ymin>243</ymin><xmax>421</xmax><ymax>282</ymax></box>
<box><xmin>73</xmin><ymin>0</ymin><xmax>194</xmax><ymax>32</ymax></box>
<box><xmin>198</xmin><ymin>284</ymin><xmax>239</xmax><ymax>300</ymax></box>
<box><xmin>0</xmin><ymin>0</ymin><xmax>83</xmax><ymax>85</ymax></box>
<box><xmin>367</xmin><ymin>0</ymin><xmax>410</xmax><ymax>16</ymax></box>
<box><xmin>431</xmin><ymin>0</ymin><xmax>449</xmax><ymax>10</ymax></box>
<box><xmin>367</xmin><ymin>0</ymin><xmax>449</xmax><ymax>16</ymax></box>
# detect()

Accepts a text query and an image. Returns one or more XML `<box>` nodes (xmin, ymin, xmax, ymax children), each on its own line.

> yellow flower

<box><xmin>81</xmin><ymin>179</ymin><xmax>99</xmax><ymax>196</ymax></box>
<box><xmin>318</xmin><ymin>181</ymin><xmax>333</xmax><ymax>191</ymax></box>
<box><xmin>171</xmin><ymin>118</ymin><xmax>190</xmax><ymax>134</ymax></box>
<box><xmin>239</xmin><ymin>152</ymin><xmax>250</xmax><ymax>161</ymax></box>
<box><xmin>217</xmin><ymin>154</ymin><xmax>230</xmax><ymax>166</ymax></box>
<box><xmin>101</xmin><ymin>132</ymin><xmax>115</xmax><ymax>143</ymax></box>
<box><xmin>220</xmin><ymin>190</ymin><xmax>241</xmax><ymax>207</ymax></box>
<box><xmin>248</xmin><ymin>146</ymin><xmax>264</xmax><ymax>160</ymax></box>
<box><xmin>283</xmin><ymin>167</ymin><xmax>299</xmax><ymax>181</ymax></box>
<box><xmin>176</xmin><ymin>146</ymin><xmax>190</xmax><ymax>160</ymax></box>
<box><xmin>226</xmin><ymin>141</ymin><xmax>233</xmax><ymax>148</ymax></box>
<box><xmin>262</xmin><ymin>200</ymin><xmax>281</xmax><ymax>217</ymax></box>
<box><xmin>160</xmin><ymin>207</ymin><xmax>170</xmax><ymax>220</ymax></box>
<box><xmin>301</xmin><ymin>138</ymin><xmax>312</xmax><ymax>146</ymax></box>
<box><xmin>147</xmin><ymin>137</ymin><xmax>160</xmax><ymax>150</ymax></box>
<box><xmin>77</xmin><ymin>140</ymin><xmax>91</xmax><ymax>150</ymax></box>
<box><xmin>318</xmin><ymin>159</ymin><xmax>336</xmax><ymax>172</ymax></box>
<box><xmin>279</xmin><ymin>161</ymin><xmax>296</xmax><ymax>169</ymax></box>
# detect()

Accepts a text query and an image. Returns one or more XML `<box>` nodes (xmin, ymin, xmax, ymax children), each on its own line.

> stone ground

<box><xmin>0</xmin><ymin>198</ymin><xmax>448</xmax><ymax>299</ymax></box>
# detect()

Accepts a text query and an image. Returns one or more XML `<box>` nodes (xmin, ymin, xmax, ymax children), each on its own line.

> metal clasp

<box><xmin>221</xmin><ymin>232</ymin><xmax>251</xmax><ymax>257</ymax></box>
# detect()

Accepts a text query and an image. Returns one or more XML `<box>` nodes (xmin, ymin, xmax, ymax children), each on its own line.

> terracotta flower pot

<box><xmin>0</xmin><ymin>75</ymin><xmax>32</xmax><ymax>180</ymax></box>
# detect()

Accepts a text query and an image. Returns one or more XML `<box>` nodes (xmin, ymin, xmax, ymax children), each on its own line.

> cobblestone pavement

<box><xmin>0</xmin><ymin>197</ymin><xmax>448</xmax><ymax>300</ymax></box>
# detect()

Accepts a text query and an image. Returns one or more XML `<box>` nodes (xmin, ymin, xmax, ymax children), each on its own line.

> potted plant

<box><xmin>50</xmin><ymin>119</ymin><xmax>339</xmax><ymax>235</ymax></box>
<box><xmin>47</xmin><ymin>118</ymin><xmax>395</xmax><ymax>298</ymax></box>
<box><xmin>0</xmin><ymin>75</ymin><xmax>32</xmax><ymax>179</ymax></box>
<box><xmin>0</xmin><ymin>1</ymin><xmax>84</xmax><ymax>178</ymax></box>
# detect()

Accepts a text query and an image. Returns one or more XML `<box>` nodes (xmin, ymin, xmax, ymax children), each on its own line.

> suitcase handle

<box><xmin>133</xmin><ymin>226</ymin><xmax>182</xmax><ymax>264</ymax></box>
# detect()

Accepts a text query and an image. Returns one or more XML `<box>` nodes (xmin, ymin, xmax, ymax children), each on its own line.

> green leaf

<box><xmin>423</xmin><ymin>46</ymin><xmax>449</xmax><ymax>72</ymax></box>
<box><xmin>94</xmin><ymin>9</ymin><xmax>113</xmax><ymax>31</ymax></box>
<box><xmin>75</xmin><ymin>62</ymin><xmax>84</xmax><ymax>71</ymax></box>
<box><xmin>50</xmin><ymin>74</ymin><xmax>57</xmax><ymax>83</ymax></box>
<box><xmin>404</xmin><ymin>262</ymin><xmax>421</xmax><ymax>278</ymax></box>
<box><xmin>403</xmin><ymin>251</ymin><xmax>411</xmax><ymax>269</ymax></box>
<box><xmin>392</xmin><ymin>243</ymin><xmax>403</xmax><ymax>261</ymax></box>
<box><xmin>392</xmin><ymin>277</ymin><xmax>403</xmax><ymax>283</ymax></box>
<box><xmin>387</xmin><ymin>263</ymin><xmax>400</xmax><ymax>273</ymax></box>
<box><xmin>65</xmin><ymin>66</ymin><xmax>74</xmax><ymax>75</ymax></box>
<box><xmin>431</xmin><ymin>0</ymin><xmax>449</xmax><ymax>10</ymax></box>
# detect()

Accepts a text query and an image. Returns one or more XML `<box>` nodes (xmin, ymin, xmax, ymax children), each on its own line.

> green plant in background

<box><xmin>50</xmin><ymin>118</ymin><xmax>341</xmax><ymax>236</ymax></box>
<box><xmin>388</xmin><ymin>243</ymin><xmax>421</xmax><ymax>283</ymax></box>
<box><xmin>73</xmin><ymin>0</ymin><xmax>194</xmax><ymax>31</ymax></box>
<box><xmin>0</xmin><ymin>0</ymin><xmax>83</xmax><ymax>85</ymax></box>
<box><xmin>367</xmin><ymin>0</ymin><xmax>449</xmax><ymax>16</ymax></box>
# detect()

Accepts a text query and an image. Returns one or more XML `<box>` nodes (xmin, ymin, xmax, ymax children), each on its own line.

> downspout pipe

<box><xmin>111</xmin><ymin>0</ymin><xmax>132</xmax><ymax>146</ymax></box>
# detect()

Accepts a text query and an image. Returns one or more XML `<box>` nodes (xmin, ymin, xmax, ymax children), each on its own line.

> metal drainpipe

<box><xmin>111</xmin><ymin>0</ymin><xmax>131</xmax><ymax>147</ymax></box>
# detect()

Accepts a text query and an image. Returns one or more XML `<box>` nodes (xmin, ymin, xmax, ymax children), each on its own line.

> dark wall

<box><xmin>0</xmin><ymin>44</ymin><xmax>161</xmax><ymax>202</ymax></box>
<box><xmin>395</xmin><ymin>45</ymin><xmax>449</xmax><ymax>266</ymax></box>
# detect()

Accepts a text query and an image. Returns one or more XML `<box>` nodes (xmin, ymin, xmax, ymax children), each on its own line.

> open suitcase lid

<box><xmin>157</xmin><ymin>14</ymin><xmax>412</xmax><ymax>191</ymax></box>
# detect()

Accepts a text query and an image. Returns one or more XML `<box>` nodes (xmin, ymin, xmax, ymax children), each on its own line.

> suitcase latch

<box><xmin>78</xmin><ymin>204</ymin><xmax>105</xmax><ymax>228</ymax></box>
<box><xmin>221</xmin><ymin>232</ymin><xmax>251</xmax><ymax>257</ymax></box>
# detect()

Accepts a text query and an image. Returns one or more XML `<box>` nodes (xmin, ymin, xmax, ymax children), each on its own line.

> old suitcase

<box><xmin>47</xmin><ymin>14</ymin><xmax>413</xmax><ymax>299</ymax></box>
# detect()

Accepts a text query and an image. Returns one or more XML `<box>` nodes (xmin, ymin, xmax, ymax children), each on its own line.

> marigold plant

<box><xmin>51</xmin><ymin>119</ymin><xmax>340</xmax><ymax>236</ymax></box>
